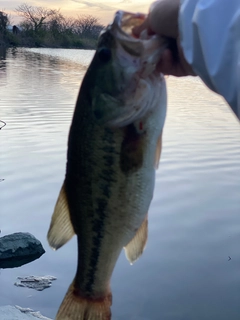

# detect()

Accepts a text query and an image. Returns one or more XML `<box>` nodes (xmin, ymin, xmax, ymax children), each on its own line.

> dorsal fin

<box><xmin>47</xmin><ymin>182</ymin><xmax>75</xmax><ymax>250</ymax></box>
<box><xmin>124</xmin><ymin>216</ymin><xmax>148</xmax><ymax>265</ymax></box>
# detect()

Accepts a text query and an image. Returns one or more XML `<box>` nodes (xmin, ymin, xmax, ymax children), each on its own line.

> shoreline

<box><xmin>0</xmin><ymin>305</ymin><xmax>52</xmax><ymax>320</ymax></box>
<box><xmin>0</xmin><ymin>43</ymin><xmax>97</xmax><ymax>50</ymax></box>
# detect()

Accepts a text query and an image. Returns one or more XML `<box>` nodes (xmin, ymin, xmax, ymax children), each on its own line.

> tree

<box><xmin>60</xmin><ymin>17</ymin><xmax>76</xmax><ymax>35</ymax></box>
<box><xmin>15</xmin><ymin>3</ymin><xmax>58</xmax><ymax>32</ymax></box>
<box><xmin>75</xmin><ymin>15</ymin><xmax>104</xmax><ymax>38</ymax></box>
<box><xmin>0</xmin><ymin>11</ymin><xmax>9</xmax><ymax>33</ymax></box>
<box><xmin>45</xmin><ymin>11</ymin><xmax>65</xmax><ymax>36</ymax></box>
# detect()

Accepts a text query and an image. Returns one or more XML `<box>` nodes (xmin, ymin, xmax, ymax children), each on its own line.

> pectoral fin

<box><xmin>124</xmin><ymin>216</ymin><xmax>148</xmax><ymax>264</ymax></box>
<box><xmin>155</xmin><ymin>131</ymin><xmax>162</xmax><ymax>169</ymax></box>
<box><xmin>47</xmin><ymin>182</ymin><xmax>75</xmax><ymax>250</ymax></box>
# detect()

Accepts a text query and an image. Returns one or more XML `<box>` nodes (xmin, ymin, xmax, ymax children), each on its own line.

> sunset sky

<box><xmin>2</xmin><ymin>0</ymin><xmax>150</xmax><ymax>25</ymax></box>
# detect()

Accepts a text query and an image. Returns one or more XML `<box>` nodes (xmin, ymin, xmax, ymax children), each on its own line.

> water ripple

<box><xmin>1</xmin><ymin>48</ymin><xmax>240</xmax><ymax>320</ymax></box>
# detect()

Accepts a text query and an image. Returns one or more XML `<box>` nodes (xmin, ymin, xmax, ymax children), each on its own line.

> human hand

<box><xmin>133</xmin><ymin>0</ymin><xmax>196</xmax><ymax>77</ymax></box>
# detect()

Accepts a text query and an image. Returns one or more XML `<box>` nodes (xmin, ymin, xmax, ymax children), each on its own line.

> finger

<box><xmin>156</xmin><ymin>49</ymin><xmax>173</xmax><ymax>74</ymax></box>
<box><xmin>156</xmin><ymin>49</ymin><xmax>187</xmax><ymax>77</ymax></box>
<box><xmin>132</xmin><ymin>19</ymin><xmax>149</xmax><ymax>37</ymax></box>
<box><xmin>132</xmin><ymin>17</ymin><xmax>156</xmax><ymax>37</ymax></box>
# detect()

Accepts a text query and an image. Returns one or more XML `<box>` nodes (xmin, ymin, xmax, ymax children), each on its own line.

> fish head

<box><xmin>87</xmin><ymin>11</ymin><xmax>167</xmax><ymax>127</ymax></box>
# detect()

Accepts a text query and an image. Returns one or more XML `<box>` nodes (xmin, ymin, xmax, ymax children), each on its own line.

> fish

<box><xmin>47</xmin><ymin>10</ymin><xmax>167</xmax><ymax>320</ymax></box>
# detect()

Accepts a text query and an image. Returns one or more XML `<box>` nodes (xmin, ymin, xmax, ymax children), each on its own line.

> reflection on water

<box><xmin>0</xmin><ymin>47</ymin><xmax>7</xmax><ymax>88</ymax></box>
<box><xmin>1</xmin><ymin>48</ymin><xmax>240</xmax><ymax>320</ymax></box>
<box><xmin>0</xmin><ymin>253</ymin><xmax>44</xmax><ymax>269</ymax></box>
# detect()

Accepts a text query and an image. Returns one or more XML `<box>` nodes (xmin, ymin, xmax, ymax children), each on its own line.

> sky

<box><xmin>1</xmin><ymin>0</ymin><xmax>150</xmax><ymax>26</ymax></box>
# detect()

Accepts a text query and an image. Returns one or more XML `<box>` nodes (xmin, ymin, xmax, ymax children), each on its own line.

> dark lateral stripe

<box><xmin>84</xmin><ymin>128</ymin><xmax>116</xmax><ymax>294</ymax></box>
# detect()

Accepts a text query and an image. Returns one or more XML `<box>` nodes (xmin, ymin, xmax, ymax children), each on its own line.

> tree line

<box><xmin>0</xmin><ymin>3</ymin><xmax>105</xmax><ymax>49</ymax></box>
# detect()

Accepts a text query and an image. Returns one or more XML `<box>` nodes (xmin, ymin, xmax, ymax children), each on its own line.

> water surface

<box><xmin>1</xmin><ymin>48</ymin><xmax>240</xmax><ymax>320</ymax></box>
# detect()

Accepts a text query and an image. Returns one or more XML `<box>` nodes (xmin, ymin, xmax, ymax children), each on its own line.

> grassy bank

<box><xmin>0</xmin><ymin>30</ymin><xmax>99</xmax><ymax>49</ymax></box>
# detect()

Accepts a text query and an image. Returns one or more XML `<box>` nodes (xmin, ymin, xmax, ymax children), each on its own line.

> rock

<box><xmin>0</xmin><ymin>232</ymin><xmax>45</xmax><ymax>269</ymax></box>
<box><xmin>14</xmin><ymin>275</ymin><xmax>57</xmax><ymax>291</ymax></box>
<box><xmin>0</xmin><ymin>305</ymin><xmax>52</xmax><ymax>320</ymax></box>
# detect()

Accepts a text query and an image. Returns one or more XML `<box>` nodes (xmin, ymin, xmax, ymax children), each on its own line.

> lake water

<box><xmin>1</xmin><ymin>47</ymin><xmax>240</xmax><ymax>320</ymax></box>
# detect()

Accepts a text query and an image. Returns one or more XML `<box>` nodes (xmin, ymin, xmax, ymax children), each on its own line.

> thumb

<box><xmin>149</xmin><ymin>0</ymin><xmax>180</xmax><ymax>38</ymax></box>
<box><xmin>132</xmin><ymin>18</ymin><xmax>155</xmax><ymax>37</ymax></box>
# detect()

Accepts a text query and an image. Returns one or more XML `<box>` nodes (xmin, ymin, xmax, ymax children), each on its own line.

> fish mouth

<box><xmin>98</xmin><ymin>11</ymin><xmax>147</xmax><ymax>58</ymax></box>
<box><xmin>95</xmin><ymin>11</ymin><xmax>167</xmax><ymax>128</ymax></box>
<box><xmin>107</xmin><ymin>11</ymin><xmax>147</xmax><ymax>57</ymax></box>
<box><xmin>112</xmin><ymin>11</ymin><xmax>146</xmax><ymax>37</ymax></box>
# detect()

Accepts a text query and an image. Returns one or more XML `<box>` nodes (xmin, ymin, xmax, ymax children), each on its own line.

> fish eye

<box><xmin>98</xmin><ymin>47</ymin><xmax>111</xmax><ymax>62</ymax></box>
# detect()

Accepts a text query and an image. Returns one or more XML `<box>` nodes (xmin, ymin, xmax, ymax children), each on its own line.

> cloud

<box><xmin>71</xmin><ymin>0</ymin><xmax>116</xmax><ymax>11</ymax></box>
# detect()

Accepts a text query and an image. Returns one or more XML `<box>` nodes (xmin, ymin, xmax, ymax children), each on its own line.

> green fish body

<box><xmin>48</xmin><ymin>11</ymin><xmax>167</xmax><ymax>320</ymax></box>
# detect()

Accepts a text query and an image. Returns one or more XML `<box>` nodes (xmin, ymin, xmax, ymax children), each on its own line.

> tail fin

<box><xmin>55</xmin><ymin>281</ymin><xmax>112</xmax><ymax>320</ymax></box>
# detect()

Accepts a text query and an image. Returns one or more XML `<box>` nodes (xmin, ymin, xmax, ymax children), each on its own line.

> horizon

<box><xmin>2</xmin><ymin>0</ymin><xmax>150</xmax><ymax>26</ymax></box>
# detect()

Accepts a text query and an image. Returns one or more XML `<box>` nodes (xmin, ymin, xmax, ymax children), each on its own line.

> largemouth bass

<box><xmin>48</xmin><ymin>10</ymin><xmax>167</xmax><ymax>320</ymax></box>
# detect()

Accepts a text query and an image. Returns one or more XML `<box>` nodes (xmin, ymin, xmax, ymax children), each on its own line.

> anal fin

<box><xmin>124</xmin><ymin>216</ymin><xmax>148</xmax><ymax>265</ymax></box>
<box><xmin>47</xmin><ymin>182</ymin><xmax>75</xmax><ymax>250</ymax></box>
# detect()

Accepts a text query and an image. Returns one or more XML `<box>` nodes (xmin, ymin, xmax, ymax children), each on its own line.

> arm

<box><xmin>133</xmin><ymin>0</ymin><xmax>240</xmax><ymax>119</ymax></box>
<box><xmin>179</xmin><ymin>0</ymin><xmax>240</xmax><ymax>119</ymax></box>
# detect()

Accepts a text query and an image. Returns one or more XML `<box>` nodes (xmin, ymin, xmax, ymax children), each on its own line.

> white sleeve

<box><xmin>179</xmin><ymin>0</ymin><xmax>240</xmax><ymax>120</ymax></box>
